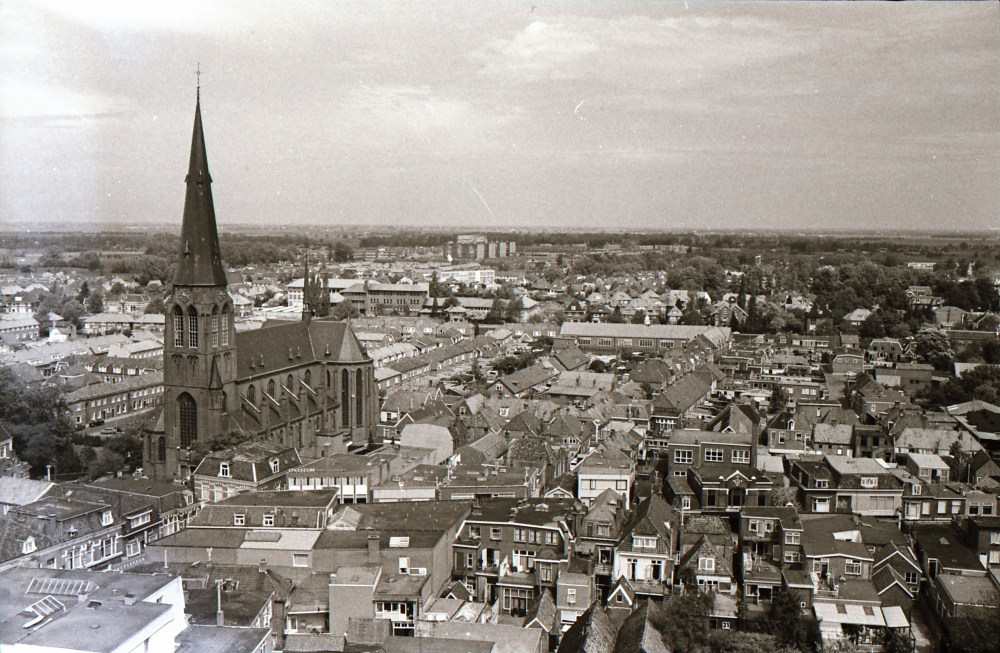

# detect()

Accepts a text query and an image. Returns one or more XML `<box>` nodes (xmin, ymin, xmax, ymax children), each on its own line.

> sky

<box><xmin>1</xmin><ymin>1</ymin><xmax>998</xmax><ymax>234</ymax></box>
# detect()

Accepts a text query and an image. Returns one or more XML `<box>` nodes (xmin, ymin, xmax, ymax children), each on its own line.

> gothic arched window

<box><xmin>341</xmin><ymin>369</ymin><xmax>350</xmax><ymax>428</ymax></box>
<box><xmin>247</xmin><ymin>385</ymin><xmax>256</xmax><ymax>405</ymax></box>
<box><xmin>211</xmin><ymin>306</ymin><xmax>219</xmax><ymax>347</ymax></box>
<box><xmin>178</xmin><ymin>393</ymin><xmax>197</xmax><ymax>448</ymax></box>
<box><xmin>221</xmin><ymin>308</ymin><xmax>230</xmax><ymax>346</ymax></box>
<box><xmin>157</xmin><ymin>436</ymin><xmax>166</xmax><ymax>461</ymax></box>
<box><xmin>187</xmin><ymin>307</ymin><xmax>199</xmax><ymax>348</ymax></box>
<box><xmin>267</xmin><ymin>379</ymin><xmax>275</xmax><ymax>398</ymax></box>
<box><xmin>356</xmin><ymin>369</ymin><xmax>364</xmax><ymax>427</ymax></box>
<box><xmin>173</xmin><ymin>307</ymin><xmax>184</xmax><ymax>348</ymax></box>
<box><xmin>304</xmin><ymin>369</ymin><xmax>311</xmax><ymax>387</ymax></box>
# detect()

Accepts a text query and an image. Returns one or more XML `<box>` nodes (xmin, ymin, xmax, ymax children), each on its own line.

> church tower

<box><xmin>148</xmin><ymin>91</ymin><xmax>237</xmax><ymax>481</ymax></box>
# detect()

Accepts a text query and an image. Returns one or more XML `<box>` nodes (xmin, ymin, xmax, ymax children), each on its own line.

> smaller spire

<box><xmin>302</xmin><ymin>248</ymin><xmax>312</xmax><ymax>323</ymax></box>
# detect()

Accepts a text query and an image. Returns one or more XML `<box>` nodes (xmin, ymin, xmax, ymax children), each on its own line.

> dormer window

<box><xmin>698</xmin><ymin>557</ymin><xmax>715</xmax><ymax>572</ymax></box>
<box><xmin>234</xmin><ymin>514</ymin><xmax>245</xmax><ymax>526</ymax></box>
<box><xmin>633</xmin><ymin>536</ymin><xmax>656</xmax><ymax>550</ymax></box>
<box><xmin>912</xmin><ymin>484</ymin><xmax>921</xmax><ymax>495</ymax></box>
<box><xmin>101</xmin><ymin>510</ymin><xmax>113</xmax><ymax>526</ymax></box>
<box><xmin>860</xmin><ymin>477</ymin><xmax>877</xmax><ymax>488</ymax></box>
<box><xmin>22</xmin><ymin>536</ymin><xmax>36</xmax><ymax>554</ymax></box>
<box><xmin>269</xmin><ymin>459</ymin><xmax>279</xmax><ymax>475</ymax></box>
<box><xmin>219</xmin><ymin>463</ymin><xmax>230</xmax><ymax>478</ymax></box>
<box><xmin>815</xmin><ymin>480</ymin><xmax>828</xmax><ymax>489</ymax></box>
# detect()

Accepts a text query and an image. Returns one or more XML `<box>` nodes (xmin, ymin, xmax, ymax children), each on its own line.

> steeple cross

<box><xmin>196</xmin><ymin>63</ymin><xmax>201</xmax><ymax>99</ymax></box>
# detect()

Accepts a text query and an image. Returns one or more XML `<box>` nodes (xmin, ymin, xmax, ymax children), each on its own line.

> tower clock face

<box><xmin>176</xmin><ymin>288</ymin><xmax>191</xmax><ymax>304</ymax></box>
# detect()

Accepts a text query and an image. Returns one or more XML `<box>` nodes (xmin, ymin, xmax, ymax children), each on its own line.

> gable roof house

<box><xmin>192</xmin><ymin>441</ymin><xmax>301</xmax><ymax>503</ymax></box>
<box><xmin>612</xmin><ymin>495</ymin><xmax>680</xmax><ymax>599</ymax></box>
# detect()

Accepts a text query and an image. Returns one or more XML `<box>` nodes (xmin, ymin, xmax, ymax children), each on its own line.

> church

<box><xmin>143</xmin><ymin>93</ymin><xmax>376</xmax><ymax>481</ymax></box>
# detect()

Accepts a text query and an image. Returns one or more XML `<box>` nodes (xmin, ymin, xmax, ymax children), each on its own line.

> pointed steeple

<box><xmin>173</xmin><ymin>93</ymin><xmax>228</xmax><ymax>287</ymax></box>
<box><xmin>302</xmin><ymin>250</ymin><xmax>312</xmax><ymax>323</ymax></box>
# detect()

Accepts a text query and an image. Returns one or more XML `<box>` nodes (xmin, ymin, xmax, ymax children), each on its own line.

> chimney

<box><xmin>367</xmin><ymin>533</ymin><xmax>381</xmax><ymax>562</ymax></box>
<box><xmin>259</xmin><ymin>559</ymin><xmax>266</xmax><ymax>573</ymax></box>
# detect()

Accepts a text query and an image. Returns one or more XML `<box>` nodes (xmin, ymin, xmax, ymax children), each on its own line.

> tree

<box><xmin>608</xmin><ymin>306</ymin><xmax>625</xmax><ymax>324</ymax></box>
<box><xmin>503</xmin><ymin>297</ymin><xmax>524</xmax><ymax>323</ymax></box>
<box><xmin>882</xmin><ymin>629</ymin><xmax>915</xmax><ymax>653</ymax></box>
<box><xmin>859</xmin><ymin>313</ymin><xmax>885</xmax><ymax>339</ymax></box>
<box><xmin>767</xmin><ymin>586</ymin><xmax>820</xmax><ymax>651</ymax></box>
<box><xmin>483</xmin><ymin>298</ymin><xmax>503</xmax><ymax>324</ymax></box>
<box><xmin>143</xmin><ymin>295</ymin><xmax>165</xmax><ymax>315</ymax></box>
<box><xmin>76</xmin><ymin>281</ymin><xmax>91</xmax><ymax>303</ymax></box>
<box><xmin>332</xmin><ymin>241</ymin><xmax>353</xmax><ymax>263</ymax></box>
<box><xmin>652</xmin><ymin>589</ymin><xmax>715</xmax><ymax>653</ymax></box>
<box><xmin>769</xmin><ymin>383</ymin><xmax>786</xmax><ymax>414</ymax></box>
<box><xmin>187</xmin><ymin>430</ymin><xmax>254</xmax><ymax>469</ymax></box>
<box><xmin>912</xmin><ymin>327</ymin><xmax>955</xmax><ymax>371</ymax></box>
<box><xmin>631</xmin><ymin>309</ymin><xmax>648</xmax><ymax>325</ymax></box>
<box><xmin>331</xmin><ymin>301</ymin><xmax>359</xmax><ymax>320</ymax></box>
<box><xmin>109</xmin><ymin>281</ymin><xmax>126</xmax><ymax>295</ymax></box>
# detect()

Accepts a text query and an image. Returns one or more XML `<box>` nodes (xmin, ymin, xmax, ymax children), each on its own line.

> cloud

<box><xmin>0</xmin><ymin>78</ymin><xmax>130</xmax><ymax>119</ymax></box>
<box><xmin>475</xmin><ymin>20</ymin><xmax>599</xmax><ymax>82</ymax></box>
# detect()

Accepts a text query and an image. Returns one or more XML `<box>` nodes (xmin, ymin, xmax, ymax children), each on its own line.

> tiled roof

<box><xmin>613</xmin><ymin>600</ymin><xmax>668</xmax><ymax>653</ymax></box>
<box><xmin>556</xmin><ymin>603</ymin><xmax>617</xmax><ymax>653</ymax></box>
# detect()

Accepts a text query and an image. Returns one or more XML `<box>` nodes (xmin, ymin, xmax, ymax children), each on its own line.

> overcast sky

<box><xmin>2</xmin><ymin>1</ymin><xmax>998</xmax><ymax>234</ymax></box>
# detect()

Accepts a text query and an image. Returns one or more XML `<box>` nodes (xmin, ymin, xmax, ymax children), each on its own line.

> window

<box><xmin>178</xmin><ymin>393</ymin><xmax>197</xmax><ymax>448</ymax></box>
<box><xmin>263</xmin><ymin>514</ymin><xmax>274</xmax><ymax>527</ymax></box>
<box><xmin>356</xmin><ymin>369</ymin><xmax>364</xmax><ymax>426</ymax></box>
<box><xmin>22</xmin><ymin>536</ymin><xmax>36</xmax><ymax>554</ymax></box>
<box><xmin>341</xmin><ymin>369</ymin><xmax>351</xmax><ymax>427</ymax></box>
<box><xmin>845</xmin><ymin>560</ymin><xmax>862</xmax><ymax>575</ymax></box>
<box><xmin>490</xmin><ymin>527</ymin><xmax>502</xmax><ymax>541</ymax></box>
<box><xmin>937</xmin><ymin>501</ymin><xmax>946</xmax><ymax>514</ymax></box>
<box><xmin>172</xmin><ymin>308</ymin><xmax>184</xmax><ymax>347</ymax></box>
<box><xmin>292</xmin><ymin>554</ymin><xmax>308</xmax><ymax>567</ymax></box>
<box><xmin>616</xmin><ymin>480</ymin><xmax>627</xmax><ymax>491</ymax></box>
<box><xmin>984</xmin><ymin>504</ymin><xmax>994</xmax><ymax>516</ymax></box>
<box><xmin>219</xmin><ymin>463</ymin><xmax>230</xmax><ymax>478</ymax></box>
<box><xmin>469</xmin><ymin>526</ymin><xmax>481</xmax><ymax>539</ymax></box>
<box><xmin>597</xmin><ymin>338</ymin><xmax>613</xmax><ymax>347</ymax></box>
<box><xmin>674</xmin><ymin>470</ymin><xmax>687</xmax><ymax>477</ymax></box>
<box><xmin>588</xmin><ymin>480</ymin><xmax>597</xmax><ymax>490</ymax></box>
<box><xmin>969</xmin><ymin>503</ymin><xmax>978</xmax><ymax>515</ymax></box>
<box><xmin>567</xmin><ymin>588</ymin><xmax>576</xmax><ymax>604</ymax></box>
<box><xmin>682</xmin><ymin>497</ymin><xmax>692</xmax><ymax>510</ymax></box>
<box><xmin>269</xmin><ymin>458</ymin><xmax>279</xmax><ymax>475</ymax></box>
<box><xmin>221</xmin><ymin>310</ymin><xmax>229</xmax><ymax>345</ymax></box>
<box><xmin>188</xmin><ymin>308</ymin><xmax>198</xmax><ymax>348</ymax></box>
<box><xmin>101</xmin><ymin>510</ymin><xmax>114</xmax><ymax>526</ymax></box>
<box><xmin>211</xmin><ymin>311</ymin><xmax>219</xmax><ymax>347</ymax></box>
<box><xmin>951</xmin><ymin>501</ymin><xmax>962</xmax><ymax>513</ymax></box>
<box><xmin>913</xmin><ymin>484</ymin><xmax>922</xmax><ymax>496</ymax></box>
<box><xmin>267</xmin><ymin>379</ymin><xmax>275</xmax><ymax>397</ymax></box>
<box><xmin>674</xmin><ymin>450</ymin><xmax>693</xmax><ymax>464</ymax></box>
<box><xmin>904</xmin><ymin>572</ymin><xmax>918</xmax><ymax>584</ymax></box>
<box><xmin>784</xmin><ymin>552</ymin><xmax>800</xmax><ymax>563</ymax></box>
<box><xmin>785</xmin><ymin>532</ymin><xmax>800</xmax><ymax>545</ymax></box>
<box><xmin>698</xmin><ymin>557</ymin><xmax>715</xmax><ymax>572</ymax></box>
<box><xmin>989</xmin><ymin>550</ymin><xmax>1000</xmax><ymax>565</ymax></box>
<box><xmin>633</xmin><ymin>537</ymin><xmax>656</xmax><ymax>550</ymax></box>
<box><xmin>234</xmin><ymin>514</ymin><xmax>245</xmax><ymax>526</ymax></box>
<box><xmin>732</xmin><ymin>450</ymin><xmax>750</xmax><ymax>464</ymax></box>
<box><xmin>704</xmin><ymin>449</ymin><xmax>724</xmax><ymax>463</ymax></box>
<box><xmin>990</xmin><ymin>532</ymin><xmax>1000</xmax><ymax>545</ymax></box>
<box><xmin>514</xmin><ymin>529</ymin><xmax>528</xmax><ymax>543</ymax></box>
<box><xmin>860</xmin><ymin>477</ymin><xmax>877</xmax><ymax>488</ymax></box>
<box><xmin>813</xmin><ymin>498</ymin><xmax>830</xmax><ymax>513</ymax></box>
<box><xmin>131</xmin><ymin>512</ymin><xmax>151</xmax><ymax>527</ymax></box>
<box><xmin>815</xmin><ymin>480</ymin><xmax>828</xmax><ymax>489</ymax></box>
<box><xmin>540</xmin><ymin>565</ymin><xmax>552</xmax><ymax>582</ymax></box>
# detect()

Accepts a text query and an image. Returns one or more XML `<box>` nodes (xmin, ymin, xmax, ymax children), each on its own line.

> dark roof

<box><xmin>613</xmin><ymin>600</ymin><xmax>668</xmax><ymax>653</ymax></box>
<box><xmin>235</xmin><ymin>318</ymin><xmax>369</xmax><ymax>380</ymax></box>
<box><xmin>524</xmin><ymin>589</ymin><xmax>559</xmax><ymax>632</ymax></box>
<box><xmin>556</xmin><ymin>603</ymin><xmax>617</xmax><ymax>653</ymax></box>
<box><xmin>173</xmin><ymin>96</ymin><xmax>228</xmax><ymax>287</ymax></box>
<box><xmin>914</xmin><ymin>524</ymin><xmax>985</xmax><ymax>572</ymax></box>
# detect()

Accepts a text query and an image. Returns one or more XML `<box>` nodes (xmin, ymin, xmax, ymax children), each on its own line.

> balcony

<box><xmin>594</xmin><ymin>563</ymin><xmax>613</xmax><ymax>576</ymax></box>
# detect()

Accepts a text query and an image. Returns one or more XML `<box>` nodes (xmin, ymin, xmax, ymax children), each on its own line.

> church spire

<box><xmin>173</xmin><ymin>91</ymin><xmax>228</xmax><ymax>287</ymax></box>
<box><xmin>302</xmin><ymin>249</ymin><xmax>312</xmax><ymax>323</ymax></box>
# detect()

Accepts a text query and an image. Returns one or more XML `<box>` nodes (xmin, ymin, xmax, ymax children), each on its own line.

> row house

<box><xmin>439</xmin><ymin>464</ymin><xmax>543</xmax><ymax>501</ymax></box>
<box><xmin>801</xmin><ymin>518</ymin><xmax>875</xmax><ymax>590</ymax></box>
<box><xmin>677</xmin><ymin>535</ymin><xmax>736</xmax><ymax>596</ymax></box>
<box><xmin>872</xmin><ymin>542</ymin><xmax>922</xmax><ymax>616</ymax></box>
<box><xmin>792</xmin><ymin>456</ymin><xmax>903</xmax><ymax>516</ymax></box>
<box><xmin>185</xmin><ymin>490</ymin><xmax>339</xmax><ymax>530</ymax></box>
<box><xmin>688</xmin><ymin>465</ymin><xmax>775</xmax><ymax>514</ymax></box>
<box><xmin>577</xmin><ymin>488</ymin><xmax>629</xmax><ymax>583</ymax></box>
<box><xmin>286</xmin><ymin>452</ymin><xmax>399</xmax><ymax>502</ymax></box>
<box><xmin>451</xmin><ymin>497</ymin><xmax>580</xmax><ymax>615</ymax></box>
<box><xmin>65</xmin><ymin>371</ymin><xmax>164</xmax><ymax>427</ymax></box>
<box><xmin>559</xmin><ymin>323</ymin><xmax>731</xmax><ymax>356</ymax></box>
<box><xmin>738</xmin><ymin>506</ymin><xmax>805</xmax><ymax>605</ymax></box>
<box><xmin>663</xmin><ymin>429</ymin><xmax>756</xmax><ymax>477</ymax></box>
<box><xmin>649</xmin><ymin>372</ymin><xmax>716</xmax><ymax>432</ymax></box>
<box><xmin>192</xmin><ymin>441</ymin><xmax>301</xmax><ymax>502</ymax></box>
<box><xmin>612</xmin><ymin>495</ymin><xmax>681</xmax><ymax>599</ymax></box>
<box><xmin>0</xmin><ymin>494</ymin><xmax>123</xmax><ymax>572</ymax></box>
<box><xmin>577</xmin><ymin>450</ymin><xmax>635</xmax><ymax>507</ymax></box>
